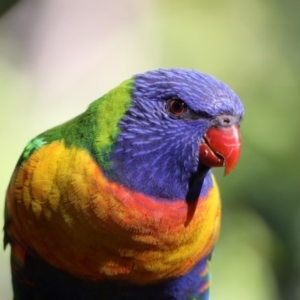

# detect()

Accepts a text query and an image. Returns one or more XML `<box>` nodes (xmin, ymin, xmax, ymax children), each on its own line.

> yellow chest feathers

<box><xmin>7</xmin><ymin>142</ymin><xmax>221</xmax><ymax>284</ymax></box>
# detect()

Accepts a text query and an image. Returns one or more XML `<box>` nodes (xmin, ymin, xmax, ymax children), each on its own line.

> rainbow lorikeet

<box><xmin>4</xmin><ymin>69</ymin><xmax>244</xmax><ymax>300</ymax></box>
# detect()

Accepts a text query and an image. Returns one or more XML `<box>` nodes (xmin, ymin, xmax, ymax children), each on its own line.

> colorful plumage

<box><xmin>4</xmin><ymin>68</ymin><xmax>244</xmax><ymax>300</ymax></box>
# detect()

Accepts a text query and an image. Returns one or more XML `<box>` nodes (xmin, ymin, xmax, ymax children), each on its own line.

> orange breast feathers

<box><xmin>6</xmin><ymin>140</ymin><xmax>221</xmax><ymax>284</ymax></box>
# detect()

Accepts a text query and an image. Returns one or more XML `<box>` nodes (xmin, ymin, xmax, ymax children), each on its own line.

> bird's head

<box><xmin>99</xmin><ymin>68</ymin><xmax>244</xmax><ymax>200</ymax></box>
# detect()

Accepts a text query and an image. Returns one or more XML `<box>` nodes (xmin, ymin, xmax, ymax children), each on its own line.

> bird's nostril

<box><xmin>213</xmin><ymin>114</ymin><xmax>240</xmax><ymax>128</ymax></box>
<box><xmin>223</xmin><ymin>118</ymin><xmax>231</xmax><ymax>124</ymax></box>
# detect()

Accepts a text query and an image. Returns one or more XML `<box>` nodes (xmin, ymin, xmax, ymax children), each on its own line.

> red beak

<box><xmin>199</xmin><ymin>125</ymin><xmax>241</xmax><ymax>175</ymax></box>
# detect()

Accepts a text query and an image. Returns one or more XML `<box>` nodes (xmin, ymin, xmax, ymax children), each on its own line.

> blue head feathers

<box><xmin>107</xmin><ymin>68</ymin><xmax>244</xmax><ymax>200</ymax></box>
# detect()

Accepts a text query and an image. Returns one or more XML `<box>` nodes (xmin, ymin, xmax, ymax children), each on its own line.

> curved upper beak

<box><xmin>199</xmin><ymin>124</ymin><xmax>241</xmax><ymax>175</ymax></box>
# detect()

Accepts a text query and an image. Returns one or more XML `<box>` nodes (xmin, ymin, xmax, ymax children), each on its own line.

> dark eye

<box><xmin>167</xmin><ymin>98</ymin><xmax>187</xmax><ymax>116</ymax></box>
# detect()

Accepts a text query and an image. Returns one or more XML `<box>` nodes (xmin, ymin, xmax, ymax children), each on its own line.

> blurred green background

<box><xmin>1</xmin><ymin>1</ymin><xmax>299</xmax><ymax>299</ymax></box>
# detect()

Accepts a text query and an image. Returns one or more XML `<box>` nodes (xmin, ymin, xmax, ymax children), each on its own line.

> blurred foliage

<box><xmin>1</xmin><ymin>1</ymin><xmax>300</xmax><ymax>299</ymax></box>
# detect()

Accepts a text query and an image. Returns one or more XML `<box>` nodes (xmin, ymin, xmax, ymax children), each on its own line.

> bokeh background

<box><xmin>1</xmin><ymin>1</ymin><xmax>299</xmax><ymax>299</ymax></box>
